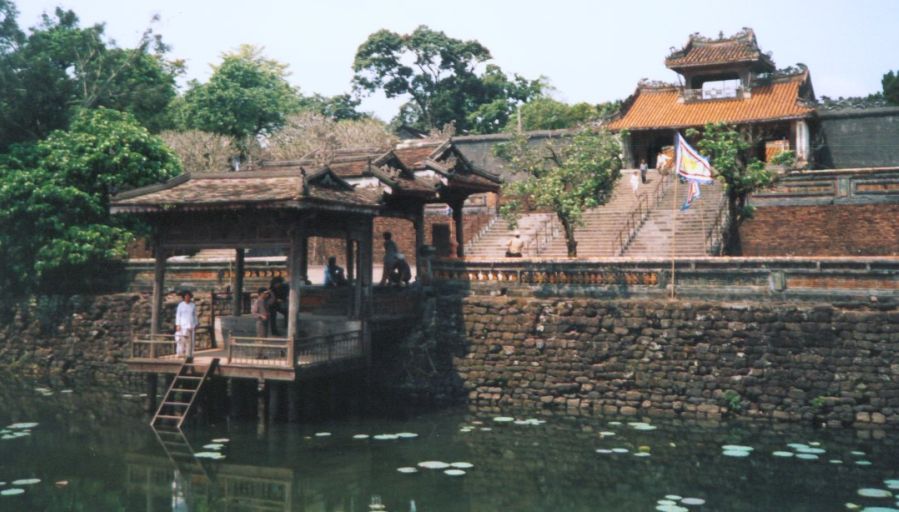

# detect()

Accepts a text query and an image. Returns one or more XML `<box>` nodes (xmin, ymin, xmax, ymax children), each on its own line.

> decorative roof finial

<box><xmin>719</xmin><ymin>30</ymin><xmax>724</xmax><ymax>40</ymax></box>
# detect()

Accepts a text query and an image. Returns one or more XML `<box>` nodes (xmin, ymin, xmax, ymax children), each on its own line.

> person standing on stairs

<box><xmin>630</xmin><ymin>171</ymin><xmax>641</xmax><ymax>198</ymax></box>
<box><xmin>639</xmin><ymin>159</ymin><xmax>648</xmax><ymax>184</ymax></box>
<box><xmin>175</xmin><ymin>290</ymin><xmax>198</xmax><ymax>358</ymax></box>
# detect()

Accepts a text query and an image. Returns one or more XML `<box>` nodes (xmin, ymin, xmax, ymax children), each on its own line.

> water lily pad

<box><xmin>656</xmin><ymin>505</ymin><xmax>688</xmax><ymax>512</ymax></box>
<box><xmin>772</xmin><ymin>451</ymin><xmax>794</xmax><ymax>457</ymax></box>
<box><xmin>859</xmin><ymin>508</ymin><xmax>899</xmax><ymax>512</ymax></box>
<box><xmin>11</xmin><ymin>479</ymin><xmax>39</xmax><ymax>486</ymax></box>
<box><xmin>722</xmin><ymin>450</ymin><xmax>750</xmax><ymax>458</ymax></box>
<box><xmin>450</xmin><ymin>462</ymin><xmax>473</xmax><ymax>469</ymax></box>
<box><xmin>608</xmin><ymin>421</ymin><xmax>622</xmax><ymax>426</ymax></box>
<box><xmin>830</xmin><ymin>460</ymin><xmax>844</xmax><ymax>464</ymax></box>
<box><xmin>373</xmin><ymin>434</ymin><xmax>399</xmax><ymax>440</ymax></box>
<box><xmin>658</xmin><ymin>499</ymin><xmax>677</xmax><ymax>506</ymax></box>
<box><xmin>857</xmin><ymin>460</ymin><xmax>874</xmax><ymax>466</ymax></box>
<box><xmin>396</xmin><ymin>432</ymin><xmax>418</xmax><ymax>439</ymax></box>
<box><xmin>0</xmin><ymin>489</ymin><xmax>24</xmax><ymax>496</ymax></box>
<box><xmin>6</xmin><ymin>423</ymin><xmax>37</xmax><ymax>430</ymax></box>
<box><xmin>353</xmin><ymin>434</ymin><xmax>370</xmax><ymax>440</ymax></box>
<box><xmin>194</xmin><ymin>451</ymin><xmax>225</xmax><ymax>460</ymax></box>
<box><xmin>884</xmin><ymin>480</ymin><xmax>899</xmax><ymax>490</ymax></box>
<box><xmin>595</xmin><ymin>449</ymin><xmax>613</xmax><ymax>454</ymax></box>
<box><xmin>722</xmin><ymin>445</ymin><xmax>753</xmax><ymax>452</ymax></box>
<box><xmin>211</xmin><ymin>438</ymin><xmax>229</xmax><ymax>443</ymax></box>
<box><xmin>633</xmin><ymin>424</ymin><xmax>658</xmax><ymax>431</ymax></box>
<box><xmin>60</xmin><ymin>389</ymin><xmax>73</xmax><ymax>394</ymax></box>
<box><xmin>444</xmin><ymin>469</ymin><xmax>466</xmax><ymax>476</ymax></box>
<box><xmin>851</xmin><ymin>450</ymin><xmax>867</xmax><ymax>456</ymax></box>
<box><xmin>396</xmin><ymin>467</ymin><xmax>418</xmax><ymax>474</ymax></box>
<box><xmin>493</xmin><ymin>416</ymin><xmax>514</xmax><ymax>423</ymax></box>
<box><xmin>418</xmin><ymin>461</ymin><xmax>449</xmax><ymax>469</ymax></box>
<box><xmin>665</xmin><ymin>495</ymin><xmax>683</xmax><ymax>501</ymax></box>
<box><xmin>203</xmin><ymin>443</ymin><xmax>224</xmax><ymax>450</ymax></box>
<box><xmin>480</xmin><ymin>427</ymin><xmax>492</xmax><ymax>431</ymax></box>
<box><xmin>796</xmin><ymin>454</ymin><xmax>819</xmax><ymax>461</ymax></box>
<box><xmin>795</xmin><ymin>446</ymin><xmax>826</xmax><ymax>454</ymax></box>
<box><xmin>633</xmin><ymin>452</ymin><xmax>651</xmax><ymax>457</ymax></box>
<box><xmin>787</xmin><ymin>443</ymin><xmax>809</xmax><ymax>450</ymax></box>
<box><xmin>599</xmin><ymin>431</ymin><xmax>616</xmax><ymax>437</ymax></box>
<box><xmin>314</xmin><ymin>432</ymin><xmax>331</xmax><ymax>437</ymax></box>
<box><xmin>681</xmin><ymin>497</ymin><xmax>706</xmax><ymax>505</ymax></box>
<box><xmin>611</xmin><ymin>448</ymin><xmax>629</xmax><ymax>453</ymax></box>
<box><xmin>858</xmin><ymin>489</ymin><xmax>892</xmax><ymax>498</ymax></box>
<box><xmin>809</xmin><ymin>441</ymin><xmax>822</xmax><ymax>447</ymax></box>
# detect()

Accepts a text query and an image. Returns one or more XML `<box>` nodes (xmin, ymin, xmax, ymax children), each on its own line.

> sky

<box><xmin>15</xmin><ymin>0</ymin><xmax>899</xmax><ymax>123</ymax></box>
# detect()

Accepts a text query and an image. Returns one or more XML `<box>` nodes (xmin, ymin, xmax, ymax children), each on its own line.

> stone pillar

<box><xmin>451</xmin><ymin>199</ymin><xmax>465</xmax><ymax>258</ymax></box>
<box><xmin>232</xmin><ymin>248</ymin><xmax>245</xmax><ymax>315</ymax></box>
<box><xmin>300</xmin><ymin>237</ymin><xmax>309</xmax><ymax>284</ymax></box>
<box><xmin>794</xmin><ymin>120</ymin><xmax>810</xmax><ymax>163</ymax></box>
<box><xmin>345</xmin><ymin>235</ymin><xmax>355</xmax><ymax>281</ymax></box>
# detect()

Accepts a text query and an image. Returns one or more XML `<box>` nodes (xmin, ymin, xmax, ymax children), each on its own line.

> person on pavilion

<box><xmin>379</xmin><ymin>231</ymin><xmax>399</xmax><ymax>286</ymax></box>
<box><xmin>268</xmin><ymin>276</ymin><xmax>288</xmax><ymax>336</ymax></box>
<box><xmin>324</xmin><ymin>256</ymin><xmax>347</xmax><ymax>287</ymax></box>
<box><xmin>252</xmin><ymin>288</ymin><xmax>271</xmax><ymax>339</ymax></box>
<box><xmin>174</xmin><ymin>290</ymin><xmax>198</xmax><ymax>358</ymax></box>
<box><xmin>387</xmin><ymin>253</ymin><xmax>412</xmax><ymax>287</ymax></box>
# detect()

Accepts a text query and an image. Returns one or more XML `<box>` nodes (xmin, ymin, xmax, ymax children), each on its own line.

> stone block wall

<box><xmin>740</xmin><ymin>204</ymin><xmax>899</xmax><ymax>256</ymax></box>
<box><xmin>423</xmin><ymin>294</ymin><xmax>899</xmax><ymax>427</ymax></box>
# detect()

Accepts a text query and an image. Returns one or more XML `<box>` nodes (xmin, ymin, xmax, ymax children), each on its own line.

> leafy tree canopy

<box><xmin>496</xmin><ymin>128</ymin><xmax>622</xmax><ymax>256</ymax></box>
<box><xmin>298</xmin><ymin>93</ymin><xmax>367</xmax><ymax>121</ymax></box>
<box><xmin>0</xmin><ymin>5</ymin><xmax>181</xmax><ymax>149</ymax></box>
<box><xmin>507</xmin><ymin>97</ymin><xmax>623</xmax><ymax>131</ymax></box>
<box><xmin>0</xmin><ymin>108</ymin><xmax>180</xmax><ymax>295</ymax></box>
<box><xmin>686</xmin><ymin>123</ymin><xmax>775</xmax><ymax>253</ymax></box>
<box><xmin>181</xmin><ymin>44</ymin><xmax>300</xmax><ymax>155</ymax></box>
<box><xmin>353</xmin><ymin>25</ymin><xmax>543</xmax><ymax>134</ymax></box>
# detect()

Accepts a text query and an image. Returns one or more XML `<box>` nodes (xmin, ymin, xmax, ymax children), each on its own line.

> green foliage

<box><xmin>182</xmin><ymin>44</ymin><xmax>300</xmax><ymax>156</ymax></box>
<box><xmin>722</xmin><ymin>390</ymin><xmax>743</xmax><ymax>413</ymax></box>
<box><xmin>686</xmin><ymin>123</ymin><xmax>775</xmax><ymax>253</ymax></box>
<box><xmin>810</xmin><ymin>396</ymin><xmax>826</xmax><ymax>409</ymax></box>
<box><xmin>0</xmin><ymin>108</ymin><xmax>180</xmax><ymax>295</ymax></box>
<box><xmin>496</xmin><ymin>128</ymin><xmax>622</xmax><ymax>256</ymax></box>
<box><xmin>0</xmin><ymin>6</ymin><xmax>180</xmax><ymax>148</ymax></box>
<box><xmin>298</xmin><ymin>92</ymin><xmax>366</xmax><ymax>121</ymax></box>
<box><xmin>506</xmin><ymin>97</ymin><xmax>623</xmax><ymax>131</ymax></box>
<box><xmin>352</xmin><ymin>26</ymin><xmax>542</xmax><ymax>133</ymax></box>
<box><xmin>883</xmin><ymin>70</ymin><xmax>899</xmax><ymax>105</ymax></box>
<box><xmin>769</xmin><ymin>149</ymin><xmax>795</xmax><ymax>168</ymax></box>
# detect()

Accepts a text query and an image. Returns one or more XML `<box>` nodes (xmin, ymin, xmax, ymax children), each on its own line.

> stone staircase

<box><xmin>622</xmin><ymin>178</ymin><xmax>726</xmax><ymax>258</ymax></box>
<box><xmin>465</xmin><ymin>212</ymin><xmax>566</xmax><ymax>258</ymax></box>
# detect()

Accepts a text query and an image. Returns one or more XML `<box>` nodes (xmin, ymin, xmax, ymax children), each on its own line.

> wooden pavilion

<box><xmin>110</xmin><ymin>140</ymin><xmax>500</xmax><ymax>426</ymax></box>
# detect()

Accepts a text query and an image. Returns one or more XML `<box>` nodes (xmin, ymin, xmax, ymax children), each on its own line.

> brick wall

<box><xmin>740</xmin><ymin>204</ymin><xmax>899</xmax><ymax>256</ymax></box>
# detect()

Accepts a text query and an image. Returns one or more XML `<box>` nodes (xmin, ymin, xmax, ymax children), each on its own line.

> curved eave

<box><xmin>111</xmin><ymin>198</ymin><xmax>381</xmax><ymax>216</ymax></box>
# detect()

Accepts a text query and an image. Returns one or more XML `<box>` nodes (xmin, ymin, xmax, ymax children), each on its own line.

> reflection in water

<box><xmin>2</xmin><ymin>372</ymin><xmax>899</xmax><ymax>511</ymax></box>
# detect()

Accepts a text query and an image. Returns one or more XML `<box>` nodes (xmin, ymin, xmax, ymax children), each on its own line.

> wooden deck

<box><xmin>127</xmin><ymin>330</ymin><xmax>366</xmax><ymax>382</ymax></box>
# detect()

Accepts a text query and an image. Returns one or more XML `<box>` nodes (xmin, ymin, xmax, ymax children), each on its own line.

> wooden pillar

<box><xmin>287</xmin><ymin>381</ymin><xmax>300</xmax><ymax>423</ymax></box>
<box><xmin>145</xmin><ymin>374</ymin><xmax>158</xmax><ymax>414</ymax></box>
<box><xmin>268</xmin><ymin>381</ymin><xmax>281</xmax><ymax>424</ymax></box>
<box><xmin>232</xmin><ymin>248</ymin><xmax>245</xmax><ymax>315</ymax></box>
<box><xmin>287</xmin><ymin>229</ymin><xmax>305</xmax><ymax>343</ymax></box>
<box><xmin>256</xmin><ymin>380</ymin><xmax>266</xmax><ymax>435</ymax></box>
<box><xmin>150</xmin><ymin>250</ymin><xmax>166</xmax><ymax>336</ymax></box>
<box><xmin>451</xmin><ymin>199</ymin><xmax>465</xmax><ymax>258</ymax></box>
<box><xmin>300</xmin><ymin>237</ymin><xmax>309</xmax><ymax>284</ymax></box>
<box><xmin>345</xmin><ymin>235</ymin><xmax>355</xmax><ymax>281</ymax></box>
<box><xmin>413</xmin><ymin>207</ymin><xmax>425</xmax><ymax>281</ymax></box>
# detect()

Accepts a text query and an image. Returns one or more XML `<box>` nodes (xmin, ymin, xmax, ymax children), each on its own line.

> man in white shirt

<box><xmin>175</xmin><ymin>291</ymin><xmax>198</xmax><ymax>358</ymax></box>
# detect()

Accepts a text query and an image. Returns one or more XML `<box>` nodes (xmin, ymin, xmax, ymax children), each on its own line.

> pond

<box><xmin>1</xmin><ymin>373</ymin><xmax>898</xmax><ymax>511</ymax></box>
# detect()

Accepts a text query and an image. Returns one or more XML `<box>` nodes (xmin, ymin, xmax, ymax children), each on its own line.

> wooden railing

<box><xmin>524</xmin><ymin>215</ymin><xmax>560</xmax><ymax>256</ymax></box>
<box><xmin>227</xmin><ymin>336</ymin><xmax>292</xmax><ymax>367</ymax></box>
<box><xmin>131</xmin><ymin>334</ymin><xmax>177</xmax><ymax>359</ymax></box>
<box><xmin>295</xmin><ymin>330</ymin><xmax>364</xmax><ymax>367</ymax></box>
<box><xmin>614</xmin><ymin>172</ymin><xmax>671</xmax><ymax>256</ymax></box>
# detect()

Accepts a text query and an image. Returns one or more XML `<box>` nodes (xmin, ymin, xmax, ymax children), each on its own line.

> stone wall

<box><xmin>409</xmin><ymin>292</ymin><xmax>899</xmax><ymax>428</ymax></box>
<box><xmin>741</xmin><ymin>204</ymin><xmax>899</xmax><ymax>256</ymax></box>
<box><xmin>0</xmin><ymin>293</ymin><xmax>209</xmax><ymax>383</ymax></box>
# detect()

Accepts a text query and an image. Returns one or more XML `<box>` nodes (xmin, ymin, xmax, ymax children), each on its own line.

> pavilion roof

<box><xmin>665</xmin><ymin>28</ymin><xmax>775</xmax><ymax>71</ymax></box>
<box><xmin>110</xmin><ymin>168</ymin><xmax>382</xmax><ymax>214</ymax></box>
<box><xmin>607</xmin><ymin>72</ymin><xmax>814</xmax><ymax>131</ymax></box>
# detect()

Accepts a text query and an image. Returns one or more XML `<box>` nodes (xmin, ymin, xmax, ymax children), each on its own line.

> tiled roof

<box><xmin>607</xmin><ymin>75</ymin><xmax>813</xmax><ymax>131</ymax></box>
<box><xmin>394</xmin><ymin>143</ymin><xmax>442</xmax><ymax>170</ymax></box>
<box><xmin>665</xmin><ymin>29</ymin><xmax>773</xmax><ymax>69</ymax></box>
<box><xmin>111</xmin><ymin>170</ymin><xmax>381</xmax><ymax>213</ymax></box>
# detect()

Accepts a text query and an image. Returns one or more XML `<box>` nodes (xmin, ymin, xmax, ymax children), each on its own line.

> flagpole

<box><xmin>669</xmin><ymin>172</ymin><xmax>678</xmax><ymax>299</ymax></box>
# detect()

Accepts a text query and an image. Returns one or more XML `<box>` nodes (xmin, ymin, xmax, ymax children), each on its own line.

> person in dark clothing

<box><xmin>324</xmin><ymin>256</ymin><xmax>347</xmax><ymax>286</ymax></box>
<box><xmin>268</xmin><ymin>276</ymin><xmax>288</xmax><ymax>336</ymax></box>
<box><xmin>387</xmin><ymin>253</ymin><xmax>412</xmax><ymax>286</ymax></box>
<box><xmin>639</xmin><ymin>159</ymin><xmax>648</xmax><ymax>184</ymax></box>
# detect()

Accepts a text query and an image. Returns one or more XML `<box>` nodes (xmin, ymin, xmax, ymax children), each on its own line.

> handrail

<box><xmin>464</xmin><ymin>213</ymin><xmax>498</xmax><ymax>254</ymax></box>
<box><xmin>525</xmin><ymin>214</ymin><xmax>559</xmax><ymax>256</ymax></box>
<box><xmin>228</xmin><ymin>336</ymin><xmax>291</xmax><ymax>367</ymax></box>
<box><xmin>704</xmin><ymin>196</ymin><xmax>731</xmax><ymax>255</ymax></box>
<box><xmin>614</xmin><ymin>172</ymin><xmax>671</xmax><ymax>256</ymax></box>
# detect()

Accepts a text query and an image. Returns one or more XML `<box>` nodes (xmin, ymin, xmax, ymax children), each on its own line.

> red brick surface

<box><xmin>740</xmin><ymin>204</ymin><xmax>899</xmax><ymax>256</ymax></box>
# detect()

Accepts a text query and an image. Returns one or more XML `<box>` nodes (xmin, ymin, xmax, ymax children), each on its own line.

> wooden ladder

<box><xmin>151</xmin><ymin>426</ymin><xmax>211</xmax><ymax>483</ymax></box>
<box><xmin>151</xmin><ymin>357</ymin><xmax>218</xmax><ymax>429</ymax></box>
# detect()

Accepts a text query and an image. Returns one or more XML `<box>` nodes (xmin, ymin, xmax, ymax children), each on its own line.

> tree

<box><xmin>298</xmin><ymin>93</ymin><xmax>366</xmax><ymax>121</ymax></box>
<box><xmin>352</xmin><ymin>25</ymin><xmax>542</xmax><ymax>134</ymax></box>
<box><xmin>883</xmin><ymin>70</ymin><xmax>899</xmax><ymax>105</ymax></box>
<box><xmin>0</xmin><ymin>6</ymin><xmax>181</xmax><ymax>148</ymax></box>
<box><xmin>264</xmin><ymin>111</ymin><xmax>397</xmax><ymax>162</ymax></box>
<box><xmin>0</xmin><ymin>108</ymin><xmax>180</xmax><ymax>295</ymax></box>
<box><xmin>159</xmin><ymin>129</ymin><xmax>234</xmax><ymax>172</ymax></box>
<box><xmin>496</xmin><ymin>127</ymin><xmax>622</xmax><ymax>257</ymax></box>
<box><xmin>686</xmin><ymin>123</ymin><xmax>775</xmax><ymax>254</ymax></box>
<box><xmin>181</xmin><ymin>44</ymin><xmax>299</xmax><ymax>161</ymax></box>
